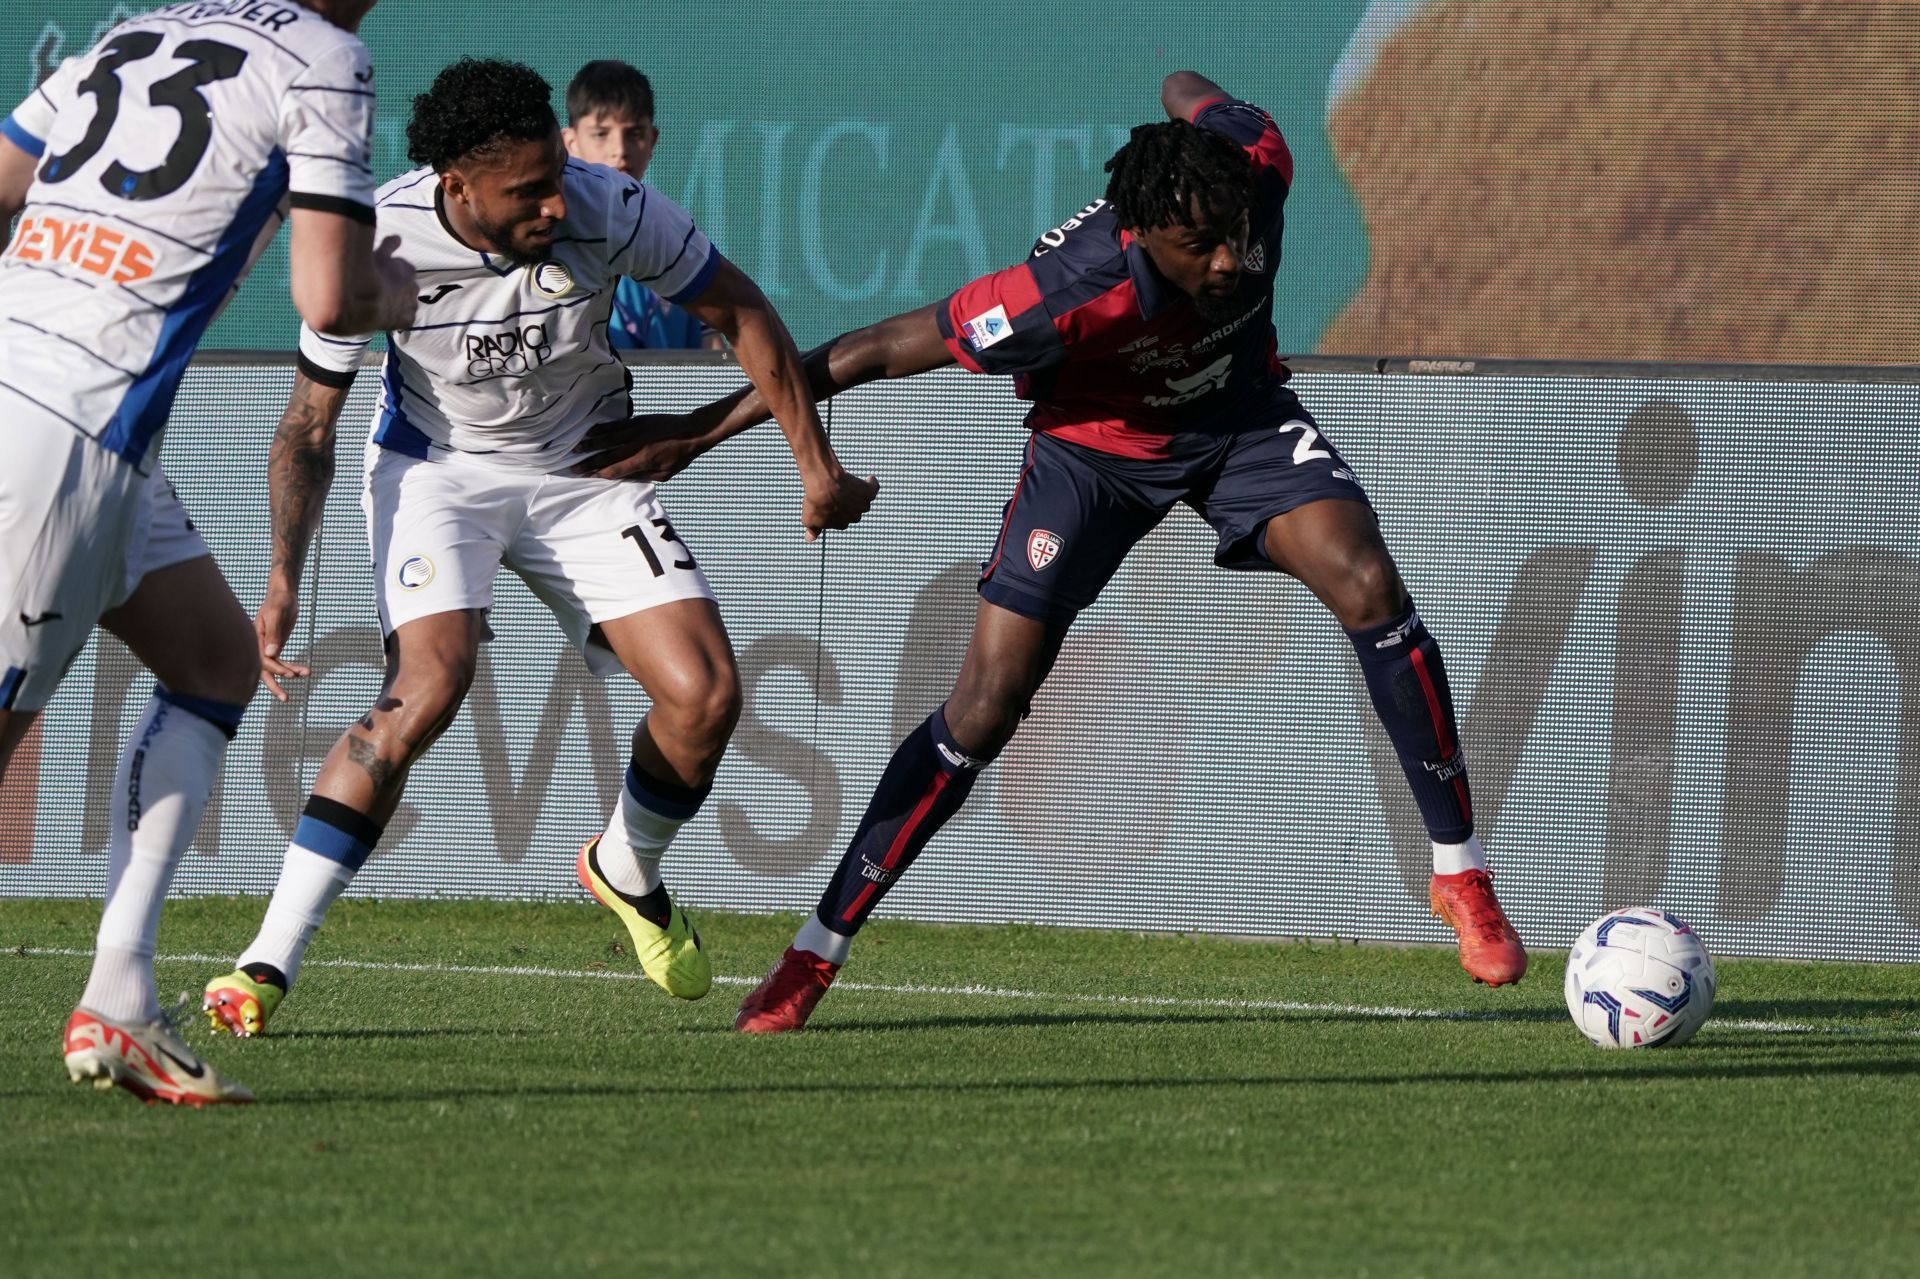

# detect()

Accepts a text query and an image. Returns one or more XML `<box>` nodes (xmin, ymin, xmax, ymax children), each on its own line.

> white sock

<box><xmin>80</xmin><ymin>695</ymin><xmax>229</xmax><ymax>1024</ymax></box>
<box><xmin>237</xmin><ymin>844</ymin><xmax>357</xmax><ymax>986</ymax></box>
<box><xmin>595</xmin><ymin>777</ymin><xmax>696</xmax><ymax>897</ymax></box>
<box><xmin>794</xmin><ymin>914</ymin><xmax>850</xmax><ymax>965</ymax></box>
<box><xmin>1432</xmin><ymin>834</ymin><xmax>1487</xmax><ymax>876</ymax></box>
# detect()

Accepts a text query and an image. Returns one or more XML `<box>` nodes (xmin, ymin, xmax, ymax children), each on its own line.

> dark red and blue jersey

<box><xmin>934</xmin><ymin>97</ymin><xmax>1294</xmax><ymax>459</ymax></box>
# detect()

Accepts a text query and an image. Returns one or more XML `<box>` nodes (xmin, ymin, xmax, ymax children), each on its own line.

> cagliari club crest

<box><xmin>1027</xmin><ymin>529</ymin><xmax>1062</xmax><ymax>571</ymax></box>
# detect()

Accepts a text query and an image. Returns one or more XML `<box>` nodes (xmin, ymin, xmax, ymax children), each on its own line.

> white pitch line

<box><xmin>9</xmin><ymin>947</ymin><xmax>1915</xmax><ymax>1039</ymax></box>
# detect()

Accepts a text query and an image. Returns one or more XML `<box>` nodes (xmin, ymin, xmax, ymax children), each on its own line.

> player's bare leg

<box><xmin>310</xmin><ymin>609</ymin><xmax>485</xmax><ymax>823</ymax></box>
<box><xmin>738</xmin><ymin>602</ymin><xmax>1068</xmax><ymax>1032</ymax></box>
<box><xmin>942</xmin><ymin>603</ymin><xmax>1070</xmax><ymax>758</ymax></box>
<box><xmin>0</xmin><ymin>709</ymin><xmax>38</xmax><ymax>778</ymax></box>
<box><xmin>1262</xmin><ymin>498</ymin><xmax>1526</xmax><ymax>985</ymax></box>
<box><xmin>576</xmin><ymin>599</ymin><xmax>742</xmax><ymax>1000</ymax></box>
<box><xmin>599</xmin><ymin>598</ymin><xmax>741</xmax><ymax>791</ymax></box>
<box><xmin>206</xmin><ymin>610</ymin><xmax>482</xmax><ymax>1036</ymax></box>
<box><xmin>67</xmin><ymin>556</ymin><xmax>257</xmax><ymax>1103</ymax></box>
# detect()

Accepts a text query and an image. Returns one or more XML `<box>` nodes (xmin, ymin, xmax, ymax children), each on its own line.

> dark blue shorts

<box><xmin>979</xmin><ymin>392</ymin><xmax>1370</xmax><ymax>626</ymax></box>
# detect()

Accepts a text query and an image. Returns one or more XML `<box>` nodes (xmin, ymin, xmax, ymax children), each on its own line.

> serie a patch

<box><xmin>962</xmin><ymin>305</ymin><xmax>1012</xmax><ymax>351</ymax></box>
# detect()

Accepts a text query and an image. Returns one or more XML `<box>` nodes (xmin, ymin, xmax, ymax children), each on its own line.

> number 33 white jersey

<box><xmin>295</xmin><ymin>159</ymin><xmax>717</xmax><ymax>471</ymax></box>
<box><xmin>0</xmin><ymin>1</ymin><xmax>378</xmax><ymax>473</ymax></box>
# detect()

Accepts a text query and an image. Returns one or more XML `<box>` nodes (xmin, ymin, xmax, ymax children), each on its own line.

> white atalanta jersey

<box><xmin>297</xmin><ymin>160</ymin><xmax>718</xmax><ymax>471</ymax></box>
<box><xmin>0</xmin><ymin>1</ymin><xmax>377</xmax><ymax>472</ymax></box>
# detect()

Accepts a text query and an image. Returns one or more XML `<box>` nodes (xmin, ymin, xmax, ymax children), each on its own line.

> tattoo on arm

<box><xmin>269</xmin><ymin>374</ymin><xmax>346</xmax><ymax>582</ymax></box>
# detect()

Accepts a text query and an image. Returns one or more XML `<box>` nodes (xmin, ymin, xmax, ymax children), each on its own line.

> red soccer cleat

<box><xmin>63</xmin><ymin>1008</ymin><xmax>253</xmax><ymax>1107</ymax></box>
<box><xmin>735</xmin><ymin>947</ymin><xmax>841</xmax><ymax>1034</ymax></box>
<box><xmin>1430</xmin><ymin>869</ymin><xmax>1528</xmax><ymax>986</ymax></box>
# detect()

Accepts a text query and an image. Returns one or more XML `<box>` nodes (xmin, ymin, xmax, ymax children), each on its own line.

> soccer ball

<box><xmin>1564</xmin><ymin>908</ymin><xmax>1716</xmax><ymax>1049</ymax></box>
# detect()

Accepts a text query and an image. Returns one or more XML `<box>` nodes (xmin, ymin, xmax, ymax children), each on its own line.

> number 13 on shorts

<box><xmin>621</xmin><ymin>516</ymin><xmax>696</xmax><ymax>577</ymax></box>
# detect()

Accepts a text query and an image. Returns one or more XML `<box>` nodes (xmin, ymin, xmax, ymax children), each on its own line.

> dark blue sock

<box><xmin>816</xmin><ymin>704</ymin><xmax>991</xmax><ymax>935</ymax></box>
<box><xmin>1346</xmin><ymin>604</ymin><xmax>1474</xmax><ymax>845</ymax></box>
<box><xmin>156</xmin><ymin>686</ymin><xmax>247</xmax><ymax>740</ymax></box>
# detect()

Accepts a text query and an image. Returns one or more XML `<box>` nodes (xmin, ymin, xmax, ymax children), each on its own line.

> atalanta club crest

<box><xmin>396</xmin><ymin>555</ymin><xmax>435</xmax><ymax>590</ymax></box>
<box><xmin>529</xmin><ymin>259</ymin><xmax>575</xmax><ymax>298</ymax></box>
<box><xmin>1027</xmin><ymin>529</ymin><xmax>1062</xmax><ymax>571</ymax></box>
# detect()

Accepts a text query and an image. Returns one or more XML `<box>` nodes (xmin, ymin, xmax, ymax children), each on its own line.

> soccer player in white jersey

<box><xmin>0</xmin><ymin>0</ymin><xmax>418</xmax><ymax>1105</ymax></box>
<box><xmin>200</xmin><ymin>58</ymin><xmax>878</xmax><ymax>1038</ymax></box>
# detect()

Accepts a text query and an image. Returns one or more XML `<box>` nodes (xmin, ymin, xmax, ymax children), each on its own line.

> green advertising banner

<box><xmin>7</xmin><ymin>2</ymin><xmax>1915</xmax><ymax>362</ymax></box>
<box><xmin>2</xmin><ymin>0</ymin><xmax>1372</xmax><ymax>353</ymax></box>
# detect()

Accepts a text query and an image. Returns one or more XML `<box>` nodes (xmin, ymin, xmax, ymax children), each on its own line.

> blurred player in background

<box><xmin>579</xmin><ymin>71</ymin><xmax>1530</xmax><ymax>1033</ymax></box>
<box><xmin>0</xmin><ymin>0</ymin><xmax>417</xmax><ymax>1103</ymax></box>
<box><xmin>562</xmin><ymin>59</ymin><xmax>717</xmax><ymax>351</ymax></box>
<box><xmin>201</xmin><ymin>58</ymin><xmax>877</xmax><ymax>1039</ymax></box>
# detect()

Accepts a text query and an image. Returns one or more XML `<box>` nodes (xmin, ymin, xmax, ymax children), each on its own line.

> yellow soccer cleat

<box><xmin>202</xmin><ymin>968</ymin><xmax>286</xmax><ymax>1038</ymax></box>
<box><xmin>577</xmin><ymin>837</ymin><xmax>711</xmax><ymax>1000</ymax></box>
<box><xmin>64</xmin><ymin>1007</ymin><xmax>253</xmax><ymax>1107</ymax></box>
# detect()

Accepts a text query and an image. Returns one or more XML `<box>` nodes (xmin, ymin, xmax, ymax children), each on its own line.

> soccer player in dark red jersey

<box><xmin>578</xmin><ymin>71</ymin><xmax>1529</xmax><ymax>1031</ymax></box>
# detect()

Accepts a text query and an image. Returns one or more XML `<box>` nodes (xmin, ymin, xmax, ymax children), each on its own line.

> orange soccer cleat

<box><xmin>735</xmin><ymin>947</ymin><xmax>841</xmax><ymax>1034</ymax></box>
<box><xmin>1430</xmin><ymin>869</ymin><xmax>1528</xmax><ymax>986</ymax></box>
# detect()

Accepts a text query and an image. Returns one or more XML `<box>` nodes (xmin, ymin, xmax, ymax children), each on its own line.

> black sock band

<box><xmin>302</xmin><ymin>795</ymin><xmax>385</xmax><ymax>850</ymax></box>
<box><xmin>589</xmin><ymin>841</ymin><xmax>674</xmax><ymax>927</ymax></box>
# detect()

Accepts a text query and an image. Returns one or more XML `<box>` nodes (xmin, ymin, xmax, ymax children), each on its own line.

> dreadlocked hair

<box><xmin>407</xmin><ymin>57</ymin><xmax>557</xmax><ymax>172</ymax></box>
<box><xmin>1102</xmin><ymin>120</ymin><xmax>1254</xmax><ymax>232</ymax></box>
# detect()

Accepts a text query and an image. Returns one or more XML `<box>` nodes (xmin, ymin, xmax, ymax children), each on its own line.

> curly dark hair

<box><xmin>406</xmin><ymin>57</ymin><xmax>557</xmax><ymax>172</ymax></box>
<box><xmin>1102</xmin><ymin>120</ymin><xmax>1254</xmax><ymax>232</ymax></box>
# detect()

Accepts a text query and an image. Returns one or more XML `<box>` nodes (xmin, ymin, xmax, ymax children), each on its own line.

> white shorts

<box><xmin>362</xmin><ymin>445</ymin><xmax>715</xmax><ymax>677</ymax></box>
<box><xmin>0</xmin><ymin>420</ymin><xmax>210</xmax><ymax>713</ymax></box>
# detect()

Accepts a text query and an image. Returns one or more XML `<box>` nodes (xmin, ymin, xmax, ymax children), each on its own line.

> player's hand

<box><xmin>255</xmin><ymin>574</ymin><xmax>308</xmax><ymax>703</ymax></box>
<box><xmin>373</xmin><ymin>235</ymin><xmax>419</xmax><ymax>331</ymax></box>
<box><xmin>572</xmin><ymin>414</ymin><xmax>713</xmax><ymax>482</ymax></box>
<box><xmin>801</xmin><ymin>466</ymin><xmax>880</xmax><ymax>541</ymax></box>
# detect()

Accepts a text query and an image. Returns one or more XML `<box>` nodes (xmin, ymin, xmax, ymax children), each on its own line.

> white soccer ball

<box><xmin>1564</xmin><ymin>907</ymin><xmax>1716</xmax><ymax>1049</ymax></box>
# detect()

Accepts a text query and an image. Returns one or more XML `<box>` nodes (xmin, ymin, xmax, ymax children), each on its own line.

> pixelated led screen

<box><xmin>5</xmin><ymin>362</ymin><xmax>1918</xmax><ymax>964</ymax></box>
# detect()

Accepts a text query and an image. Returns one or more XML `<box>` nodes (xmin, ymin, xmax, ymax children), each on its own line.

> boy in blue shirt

<box><xmin>563</xmin><ymin>59</ymin><xmax>715</xmax><ymax>350</ymax></box>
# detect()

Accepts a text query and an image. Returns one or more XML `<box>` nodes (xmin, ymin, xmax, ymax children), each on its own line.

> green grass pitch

<box><xmin>3</xmin><ymin>897</ymin><xmax>1917</xmax><ymax>1278</ymax></box>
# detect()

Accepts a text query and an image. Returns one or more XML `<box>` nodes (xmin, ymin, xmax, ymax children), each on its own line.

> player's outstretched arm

<box><xmin>256</xmin><ymin>369</ymin><xmax>353</xmax><ymax>700</ymax></box>
<box><xmin>575</xmin><ymin>301</ymin><xmax>953</xmax><ymax>484</ymax></box>
<box><xmin>288</xmin><ymin>211</ymin><xmax>419</xmax><ymax>337</ymax></box>
<box><xmin>1161</xmin><ymin>70</ymin><xmax>1231</xmax><ymax>122</ymax></box>
<box><xmin>669</xmin><ymin>253</ymin><xmax>882</xmax><ymax>539</ymax></box>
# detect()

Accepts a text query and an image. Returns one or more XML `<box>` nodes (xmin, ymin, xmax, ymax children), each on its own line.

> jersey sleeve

<box><xmin>2</xmin><ymin>56</ymin><xmax>82</xmax><ymax>156</ymax></box>
<box><xmin>296</xmin><ymin>321</ymin><xmax>373</xmax><ymax>388</ymax></box>
<box><xmin>934</xmin><ymin>262</ymin><xmax>1066</xmax><ymax>376</ymax></box>
<box><xmin>278</xmin><ymin>41</ymin><xmax>377</xmax><ymax>222</ymax></box>
<box><xmin>607</xmin><ymin>180</ymin><xmax>719</xmax><ymax>305</ymax></box>
<box><xmin>1192</xmin><ymin>97</ymin><xmax>1294</xmax><ymax>187</ymax></box>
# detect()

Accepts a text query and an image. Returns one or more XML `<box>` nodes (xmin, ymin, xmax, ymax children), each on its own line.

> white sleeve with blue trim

<box><xmin>2</xmin><ymin>57</ymin><xmax>82</xmax><ymax>156</ymax></box>
<box><xmin>297</xmin><ymin>321</ymin><xmax>373</xmax><ymax>388</ymax></box>
<box><xmin>607</xmin><ymin>179</ymin><xmax>717</xmax><ymax>304</ymax></box>
<box><xmin>278</xmin><ymin>41</ymin><xmax>378</xmax><ymax>221</ymax></box>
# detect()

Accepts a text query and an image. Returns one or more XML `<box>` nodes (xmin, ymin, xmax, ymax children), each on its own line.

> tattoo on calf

<box><xmin>357</xmin><ymin>696</ymin><xmax>405</xmax><ymax>735</ymax></box>
<box><xmin>345</xmin><ymin>735</ymin><xmax>397</xmax><ymax>791</ymax></box>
